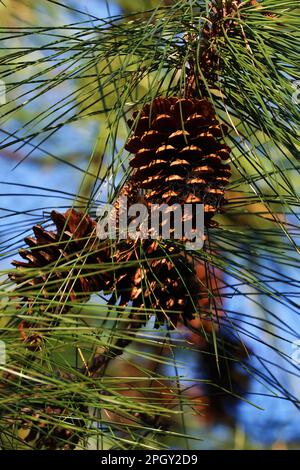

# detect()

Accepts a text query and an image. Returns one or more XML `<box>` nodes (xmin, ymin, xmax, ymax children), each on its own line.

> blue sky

<box><xmin>1</xmin><ymin>0</ymin><xmax>299</xmax><ymax>448</ymax></box>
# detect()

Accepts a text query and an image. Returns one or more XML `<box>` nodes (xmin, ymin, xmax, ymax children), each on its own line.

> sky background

<box><xmin>1</xmin><ymin>0</ymin><xmax>299</xmax><ymax>448</ymax></box>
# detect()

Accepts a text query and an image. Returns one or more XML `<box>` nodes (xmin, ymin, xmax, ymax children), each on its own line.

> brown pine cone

<box><xmin>125</xmin><ymin>97</ymin><xmax>231</xmax><ymax>228</ymax></box>
<box><xmin>134</xmin><ymin>242</ymin><xmax>201</xmax><ymax>326</ymax></box>
<box><xmin>9</xmin><ymin>208</ymin><xmax>112</xmax><ymax>304</ymax></box>
<box><xmin>9</xmin><ymin>208</ymin><xmax>114</xmax><ymax>342</ymax></box>
<box><xmin>1</xmin><ymin>402</ymin><xmax>86</xmax><ymax>450</ymax></box>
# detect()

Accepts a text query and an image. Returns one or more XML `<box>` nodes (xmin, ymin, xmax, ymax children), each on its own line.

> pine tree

<box><xmin>0</xmin><ymin>0</ymin><xmax>299</xmax><ymax>450</ymax></box>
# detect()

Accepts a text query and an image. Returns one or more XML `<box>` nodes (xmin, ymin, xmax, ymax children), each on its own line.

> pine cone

<box><xmin>112</xmin><ymin>239</ymin><xmax>201</xmax><ymax>327</ymax></box>
<box><xmin>119</xmin><ymin>97</ymin><xmax>232</xmax><ymax>326</ymax></box>
<box><xmin>125</xmin><ymin>97</ymin><xmax>231</xmax><ymax>228</ymax></box>
<box><xmin>10</xmin><ymin>208</ymin><xmax>112</xmax><ymax>300</ymax></box>
<box><xmin>10</xmin><ymin>178</ymin><xmax>143</xmax><ymax>322</ymax></box>
<box><xmin>9</xmin><ymin>208</ymin><xmax>113</xmax><ymax>331</ymax></box>
<box><xmin>1</xmin><ymin>402</ymin><xmax>85</xmax><ymax>450</ymax></box>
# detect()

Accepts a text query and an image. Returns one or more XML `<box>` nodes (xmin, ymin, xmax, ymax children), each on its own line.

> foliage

<box><xmin>0</xmin><ymin>0</ymin><xmax>299</xmax><ymax>450</ymax></box>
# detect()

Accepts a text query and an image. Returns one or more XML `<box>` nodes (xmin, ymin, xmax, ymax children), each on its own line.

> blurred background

<box><xmin>0</xmin><ymin>0</ymin><xmax>299</xmax><ymax>449</ymax></box>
